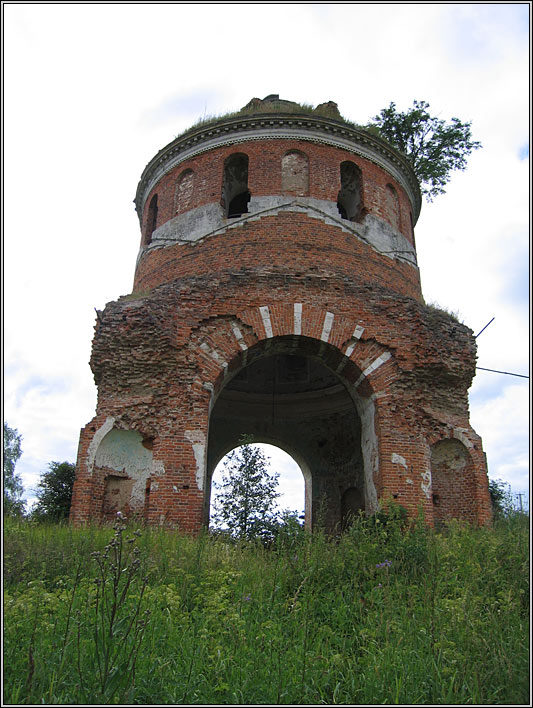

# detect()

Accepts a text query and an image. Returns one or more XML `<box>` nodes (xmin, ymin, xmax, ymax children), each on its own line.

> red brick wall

<box><xmin>134</xmin><ymin>211</ymin><xmax>422</xmax><ymax>300</ymax></box>
<box><xmin>70</xmin><ymin>128</ymin><xmax>491</xmax><ymax>531</ymax></box>
<box><xmin>140</xmin><ymin>139</ymin><xmax>416</xmax><ymax>248</ymax></box>
<box><xmin>71</xmin><ymin>273</ymin><xmax>491</xmax><ymax>530</ymax></box>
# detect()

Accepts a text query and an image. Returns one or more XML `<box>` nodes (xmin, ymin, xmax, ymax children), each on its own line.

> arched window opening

<box><xmin>209</xmin><ymin>443</ymin><xmax>305</xmax><ymax>538</ymax></box>
<box><xmin>337</xmin><ymin>161</ymin><xmax>362</xmax><ymax>222</ymax></box>
<box><xmin>221</xmin><ymin>153</ymin><xmax>250</xmax><ymax>218</ymax></box>
<box><xmin>228</xmin><ymin>191</ymin><xmax>251</xmax><ymax>218</ymax></box>
<box><xmin>144</xmin><ymin>194</ymin><xmax>158</xmax><ymax>246</ymax></box>
<box><xmin>385</xmin><ymin>183</ymin><xmax>401</xmax><ymax>231</ymax></box>
<box><xmin>282</xmin><ymin>150</ymin><xmax>309</xmax><ymax>196</ymax></box>
<box><xmin>175</xmin><ymin>169</ymin><xmax>195</xmax><ymax>214</ymax></box>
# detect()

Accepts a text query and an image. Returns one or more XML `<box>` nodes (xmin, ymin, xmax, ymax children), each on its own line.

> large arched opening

<box><xmin>205</xmin><ymin>336</ymin><xmax>374</xmax><ymax>533</ymax></box>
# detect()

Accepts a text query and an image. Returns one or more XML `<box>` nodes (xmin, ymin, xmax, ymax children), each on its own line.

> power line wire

<box><xmin>476</xmin><ymin>367</ymin><xmax>529</xmax><ymax>379</ymax></box>
<box><xmin>475</xmin><ymin>317</ymin><xmax>495</xmax><ymax>338</ymax></box>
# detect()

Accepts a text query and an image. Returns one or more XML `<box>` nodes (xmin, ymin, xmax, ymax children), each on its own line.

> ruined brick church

<box><xmin>70</xmin><ymin>95</ymin><xmax>492</xmax><ymax>531</ymax></box>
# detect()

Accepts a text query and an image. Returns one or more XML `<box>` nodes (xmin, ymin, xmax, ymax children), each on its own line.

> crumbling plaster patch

<box><xmin>94</xmin><ymin>428</ymin><xmax>153</xmax><ymax>508</ymax></box>
<box><xmin>453</xmin><ymin>427</ymin><xmax>474</xmax><ymax>448</ymax></box>
<box><xmin>391</xmin><ymin>452</ymin><xmax>408</xmax><ymax>469</ymax></box>
<box><xmin>151</xmin><ymin>459</ymin><xmax>166</xmax><ymax>477</ymax></box>
<box><xmin>185</xmin><ymin>430</ymin><xmax>206</xmax><ymax>491</ymax></box>
<box><xmin>87</xmin><ymin>417</ymin><xmax>116</xmax><ymax>476</ymax></box>
<box><xmin>141</xmin><ymin>196</ymin><xmax>417</xmax><ymax>267</ymax></box>
<box><xmin>421</xmin><ymin>467</ymin><xmax>432</xmax><ymax>499</ymax></box>
<box><xmin>356</xmin><ymin>396</ymin><xmax>379</xmax><ymax>513</ymax></box>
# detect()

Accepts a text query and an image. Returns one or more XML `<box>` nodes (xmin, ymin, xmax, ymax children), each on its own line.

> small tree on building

<box><xmin>367</xmin><ymin>99</ymin><xmax>482</xmax><ymax>201</ymax></box>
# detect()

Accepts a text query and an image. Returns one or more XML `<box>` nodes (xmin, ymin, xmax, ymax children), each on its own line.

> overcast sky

<box><xmin>4</xmin><ymin>3</ymin><xmax>530</xmax><ymax>515</ymax></box>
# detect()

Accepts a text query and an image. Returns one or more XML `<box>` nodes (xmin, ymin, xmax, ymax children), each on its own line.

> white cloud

<box><xmin>470</xmin><ymin>381</ymin><xmax>529</xmax><ymax>492</ymax></box>
<box><xmin>4</xmin><ymin>3</ymin><xmax>529</xmax><ymax>510</ymax></box>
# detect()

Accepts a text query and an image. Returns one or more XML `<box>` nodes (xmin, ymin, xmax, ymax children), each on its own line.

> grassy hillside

<box><xmin>3</xmin><ymin>510</ymin><xmax>529</xmax><ymax>705</ymax></box>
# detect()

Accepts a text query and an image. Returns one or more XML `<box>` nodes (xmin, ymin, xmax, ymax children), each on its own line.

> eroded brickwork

<box><xmin>70</xmin><ymin>97</ymin><xmax>491</xmax><ymax>531</ymax></box>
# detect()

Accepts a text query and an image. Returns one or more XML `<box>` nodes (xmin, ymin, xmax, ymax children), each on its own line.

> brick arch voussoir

<box><xmin>234</xmin><ymin>302</ymin><xmax>396</xmax><ymax>398</ymax></box>
<box><xmin>426</xmin><ymin>425</ymin><xmax>482</xmax><ymax>454</ymax></box>
<box><xmin>189</xmin><ymin>304</ymin><xmax>397</xmax><ymax>402</ymax></box>
<box><xmin>189</xmin><ymin>315</ymin><xmax>262</xmax><ymax>391</ymax></box>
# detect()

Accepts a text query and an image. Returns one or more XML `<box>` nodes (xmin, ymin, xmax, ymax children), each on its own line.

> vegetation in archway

<box><xmin>211</xmin><ymin>436</ymin><xmax>279</xmax><ymax>540</ymax></box>
<box><xmin>211</xmin><ymin>436</ymin><xmax>302</xmax><ymax>542</ymax></box>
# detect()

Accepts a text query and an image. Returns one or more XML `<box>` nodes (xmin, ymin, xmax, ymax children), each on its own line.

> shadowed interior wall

<box><xmin>206</xmin><ymin>343</ymin><xmax>365</xmax><ymax>532</ymax></box>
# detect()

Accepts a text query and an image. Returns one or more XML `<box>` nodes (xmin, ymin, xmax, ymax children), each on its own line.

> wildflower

<box><xmin>376</xmin><ymin>559</ymin><xmax>392</xmax><ymax>569</ymax></box>
<box><xmin>243</xmin><ymin>593</ymin><xmax>252</xmax><ymax>602</ymax></box>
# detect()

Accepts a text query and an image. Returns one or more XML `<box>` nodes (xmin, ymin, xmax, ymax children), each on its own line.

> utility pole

<box><xmin>517</xmin><ymin>493</ymin><xmax>524</xmax><ymax>514</ymax></box>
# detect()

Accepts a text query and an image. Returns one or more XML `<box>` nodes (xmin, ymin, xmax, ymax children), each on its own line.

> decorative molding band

<box><xmin>141</xmin><ymin>196</ymin><xmax>418</xmax><ymax>268</ymax></box>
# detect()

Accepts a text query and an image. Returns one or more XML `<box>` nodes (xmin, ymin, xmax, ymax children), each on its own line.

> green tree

<box><xmin>3</xmin><ymin>422</ymin><xmax>25</xmax><ymax>516</ymax></box>
<box><xmin>31</xmin><ymin>461</ymin><xmax>76</xmax><ymax>521</ymax></box>
<box><xmin>488</xmin><ymin>478</ymin><xmax>515</xmax><ymax>519</ymax></box>
<box><xmin>211</xmin><ymin>437</ymin><xmax>281</xmax><ymax>541</ymax></box>
<box><xmin>368</xmin><ymin>99</ymin><xmax>482</xmax><ymax>201</ymax></box>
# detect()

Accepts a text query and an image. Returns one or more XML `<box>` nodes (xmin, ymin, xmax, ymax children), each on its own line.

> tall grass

<box><xmin>3</xmin><ymin>510</ymin><xmax>529</xmax><ymax>705</ymax></box>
